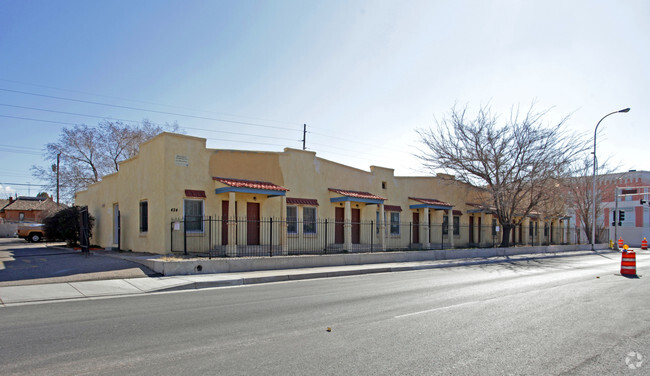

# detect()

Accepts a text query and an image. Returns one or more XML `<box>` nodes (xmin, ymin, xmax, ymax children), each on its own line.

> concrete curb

<box><xmin>133</xmin><ymin>249</ymin><xmax>618</xmax><ymax>293</ymax></box>
<box><xmin>0</xmin><ymin>249</ymin><xmax>619</xmax><ymax>306</ymax></box>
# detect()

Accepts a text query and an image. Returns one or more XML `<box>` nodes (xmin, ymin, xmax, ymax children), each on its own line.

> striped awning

<box><xmin>287</xmin><ymin>197</ymin><xmax>319</xmax><ymax>206</ymax></box>
<box><xmin>408</xmin><ymin>197</ymin><xmax>453</xmax><ymax>210</ymax></box>
<box><xmin>214</xmin><ymin>177</ymin><xmax>288</xmax><ymax>196</ymax></box>
<box><xmin>328</xmin><ymin>188</ymin><xmax>386</xmax><ymax>205</ymax></box>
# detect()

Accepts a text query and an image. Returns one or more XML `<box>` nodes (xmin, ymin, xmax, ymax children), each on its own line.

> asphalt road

<box><xmin>1</xmin><ymin>252</ymin><xmax>649</xmax><ymax>375</ymax></box>
<box><xmin>0</xmin><ymin>238</ymin><xmax>159</xmax><ymax>286</ymax></box>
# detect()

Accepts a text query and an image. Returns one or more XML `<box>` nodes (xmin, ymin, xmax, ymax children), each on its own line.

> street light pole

<box><xmin>592</xmin><ymin>108</ymin><xmax>630</xmax><ymax>251</ymax></box>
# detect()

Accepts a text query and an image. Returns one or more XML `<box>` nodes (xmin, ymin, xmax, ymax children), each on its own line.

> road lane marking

<box><xmin>395</xmin><ymin>300</ymin><xmax>482</xmax><ymax>318</ymax></box>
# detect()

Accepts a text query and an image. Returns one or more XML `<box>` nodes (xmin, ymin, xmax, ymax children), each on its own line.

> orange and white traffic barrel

<box><xmin>621</xmin><ymin>248</ymin><xmax>637</xmax><ymax>277</ymax></box>
<box><xmin>618</xmin><ymin>237</ymin><xmax>624</xmax><ymax>248</ymax></box>
<box><xmin>642</xmin><ymin>238</ymin><xmax>648</xmax><ymax>250</ymax></box>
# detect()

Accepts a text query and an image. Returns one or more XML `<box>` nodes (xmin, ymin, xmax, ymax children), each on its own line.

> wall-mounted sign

<box><xmin>175</xmin><ymin>155</ymin><xmax>189</xmax><ymax>167</ymax></box>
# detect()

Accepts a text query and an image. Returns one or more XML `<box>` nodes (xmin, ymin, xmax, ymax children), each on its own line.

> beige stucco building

<box><xmin>76</xmin><ymin>132</ymin><xmax>547</xmax><ymax>255</ymax></box>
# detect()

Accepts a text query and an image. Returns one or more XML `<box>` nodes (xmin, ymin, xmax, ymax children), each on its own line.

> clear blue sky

<box><xmin>1</xmin><ymin>0</ymin><xmax>648</xmax><ymax>198</ymax></box>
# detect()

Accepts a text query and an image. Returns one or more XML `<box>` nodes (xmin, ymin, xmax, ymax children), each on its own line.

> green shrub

<box><xmin>43</xmin><ymin>206</ymin><xmax>95</xmax><ymax>246</ymax></box>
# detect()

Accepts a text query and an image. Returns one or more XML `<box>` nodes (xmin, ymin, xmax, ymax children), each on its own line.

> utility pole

<box><xmin>56</xmin><ymin>152</ymin><xmax>60</xmax><ymax>205</ymax></box>
<box><xmin>614</xmin><ymin>186</ymin><xmax>618</xmax><ymax>250</ymax></box>
<box><xmin>302</xmin><ymin>124</ymin><xmax>306</xmax><ymax>150</ymax></box>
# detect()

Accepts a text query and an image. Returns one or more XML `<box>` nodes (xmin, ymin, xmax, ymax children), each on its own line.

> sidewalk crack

<box><xmin>123</xmin><ymin>279</ymin><xmax>146</xmax><ymax>293</ymax></box>
<box><xmin>68</xmin><ymin>282</ymin><xmax>86</xmax><ymax>297</ymax></box>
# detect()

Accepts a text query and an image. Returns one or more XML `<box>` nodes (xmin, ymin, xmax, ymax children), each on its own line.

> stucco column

<box><xmin>480</xmin><ymin>213</ymin><xmax>487</xmax><ymax>247</ymax></box>
<box><xmin>422</xmin><ymin>207</ymin><xmax>430</xmax><ymax>248</ymax></box>
<box><xmin>448</xmin><ymin>210</ymin><xmax>454</xmax><ymax>249</ymax></box>
<box><xmin>523</xmin><ymin>218</ymin><xmax>530</xmax><ymax>246</ymax></box>
<box><xmin>280</xmin><ymin>196</ymin><xmax>288</xmax><ymax>255</ymax></box>
<box><xmin>379</xmin><ymin>204</ymin><xmax>386</xmax><ymax>251</ymax></box>
<box><xmin>226</xmin><ymin>191</ymin><xmax>237</xmax><ymax>257</ymax></box>
<box><xmin>344</xmin><ymin>200</ymin><xmax>352</xmax><ymax>251</ymax></box>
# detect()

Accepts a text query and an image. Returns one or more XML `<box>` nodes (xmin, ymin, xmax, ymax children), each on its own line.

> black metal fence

<box><xmin>171</xmin><ymin>216</ymin><xmax>590</xmax><ymax>257</ymax></box>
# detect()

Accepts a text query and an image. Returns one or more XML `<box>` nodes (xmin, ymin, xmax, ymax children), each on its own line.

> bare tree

<box><xmin>563</xmin><ymin>157</ymin><xmax>619</xmax><ymax>244</ymax></box>
<box><xmin>417</xmin><ymin>104</ymin><xmax>587</xmax><ymax>247</ymax></box>
<box><xmin>32</xmin><ymin>119</ymin><xmax>179</xmax><ymax>203</ymax></box>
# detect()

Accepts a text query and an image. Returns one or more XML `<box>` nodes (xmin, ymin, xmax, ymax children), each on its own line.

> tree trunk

<box><xmin>500</xmin><ymin>225</ymin><xmax>512</xmax><ymax>248</ymax></box>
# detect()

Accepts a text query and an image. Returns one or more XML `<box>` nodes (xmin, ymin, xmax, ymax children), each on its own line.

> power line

<box><xmin>0</xmin><ymin>88</ymin><xmax>412</xmax><ymax>167</ymax></box>
<box><xmin>309</xmin><ymin>129</ymin><xmax>406</xmax><ymax>154</ymax></box>
<box><xmin>0</xmin><ymin>104</ymin><xmax>141</xmax><ymax>124</ymax></box>
<box><xmin>181</xmin><ymin>126</ymin><xmax>300</xmax><ymax>143</ymax></box>
<box><xmin>308</xmin><ymin>141</ymin><xmax>395</xmax><ymax>159</ymax></box>
<box><xmin>0</xmin><ymin>88</ymin><xmax>300</xmax><ymax>131</ymax></box>
<box><xmin>0</xmin><ymin>112</ymin><xmax>304</xmax><ymax>150</ymax></box>
<box><xmin>0</xmin><ymin>182</ymin><xmax>48</xmax><ymax>187</ymax></box>
<box><xmin>204</xmin><ymin>136</ymin><xmax>297</xmax><ymax>149</ymax></box>
<box><xmin>0</xmin><ymin>114</ymin><xmax>79</xmax><ymax>127</ymax></box>
<box><xmin>0</xmin><ymin>148</ymin><xmax>42</xmax><ymax>156</ymax></box>
<box><xmin>0</xmin><ymin>78</ymin><xmax>302</xmax><ymax>127</ymax></box>
<box><xmin>0</xmin><ymin>144</ymin><xmax>41</xmax><ymax>151</ymax></box>
<box><xmin>0</xmin><ymin>113</ymin><xmax>300</xmax><ymax>143</ymax></box>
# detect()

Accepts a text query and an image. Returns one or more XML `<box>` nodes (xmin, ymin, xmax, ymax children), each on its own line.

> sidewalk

<box><xmin>0</xmin><ymin>249</ymin><xmax>617</xmax><ymax>307</ymax></box>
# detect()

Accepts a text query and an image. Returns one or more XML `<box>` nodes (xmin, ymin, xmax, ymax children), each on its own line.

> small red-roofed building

<box><xmin>0</xmin><ymin>196</ymin><xmax>65</xmax><ymax>223</ymax></box>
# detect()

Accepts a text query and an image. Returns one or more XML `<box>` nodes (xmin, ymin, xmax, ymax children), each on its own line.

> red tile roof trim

<box><xmin>384</xmin><ymin>205</ymin><xmax>402</xmax><ymax>212</ymax></box>
<box><xmin>409</xmin><ymin>197</ymin><xmax>453</xmax><ymax>207</ymax></box>
<box><xmin>185</xmin><ymin>189</ymin><xmax>206</xmax><ymax>198</ymax></box>
<box><xmin>213</xmin><ymin>177</ymin><xmax>289</xmax><ymax>191</ymax></box>
<box><xmin>286</xmin><ymin>198</ymin><xmax>319</xmax><ymax>206</ymax></box>
<box><xmin>328</xmin><ymin>188</ymin><xmax>386</xmax><ymax>201</ymax></box>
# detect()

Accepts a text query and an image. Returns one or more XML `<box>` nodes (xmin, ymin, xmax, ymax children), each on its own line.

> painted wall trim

<box><xmin>330</xmin><ymin>196</ymin><xmax>384</xmax><ymax>205</ymax></box>
<box><xmin>215</xmin><ymin>187</ymin><xmax>287</xmax><ymax>196</ymax></box>
<box><xmin>409</xmin><ymin>204</ymin><xmax>453</xmax><ymax>210</ymax></box>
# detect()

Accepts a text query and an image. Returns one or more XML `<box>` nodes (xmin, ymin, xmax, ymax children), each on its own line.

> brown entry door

<box><xmin>247</xmin><ymin>202</ymin><xmax>260</xmax><ymax>245</ymax></box>
<box><xmin>413</xmin><ymin>212</ymin><xmax>420</xmax><ymax>244</ymax></box>
<box><xmin>222</xmin><ymin>201</ymin><xmax>229</xmax><ymax>245</ymax></box>
<box><xmin>477</xmin><ymin>217</ymin><xmax>482</xmax><ymax>243</ymax></box>
<box><xmin>335</xmin><ymin>207</ymin><xmax>344</xmax><ymax>244</ymax></box>
<box><xmin>351</xmin><ymin>208</ymin><xmax>360</xmax><ymax>244</ymax></box>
